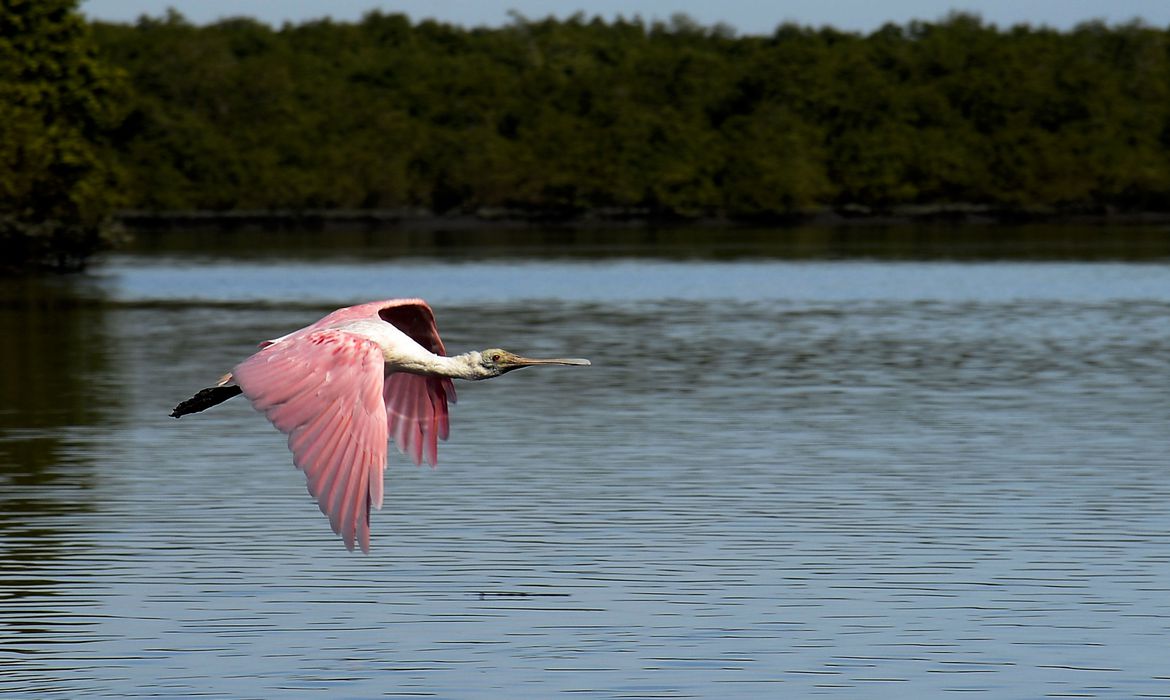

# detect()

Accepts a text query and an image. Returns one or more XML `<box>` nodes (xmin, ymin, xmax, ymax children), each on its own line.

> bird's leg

<box><xmin>170</xmin><ymin>384</ymin><xmax>243</xmax><ymax>418</ymax></box>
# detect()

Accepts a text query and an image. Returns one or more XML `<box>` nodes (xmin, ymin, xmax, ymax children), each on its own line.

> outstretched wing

<box><xmin>383</xmin><ymin>373</ymin><xmax>455</xmax><ymax>466</ymax></box>
<box><xmin>233</xmin><ymin>329</ymin><xmax>388</xmax><ymax>553</ymax></box>
<box><xmin>377</xmin><ymin>300</ymin><xmax>457</xmax><ymax>467</ymax></box>
<box><xmin>271</xmin><ymin>298</ymin><xmax>459</xmax><ymax>462</ymax></box>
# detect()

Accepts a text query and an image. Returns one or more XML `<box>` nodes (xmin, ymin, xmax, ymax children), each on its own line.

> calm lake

<box><xmin>2</xmin><ymin>226</ymin><xmax>1170</xmax><ymax>698</ymax></box>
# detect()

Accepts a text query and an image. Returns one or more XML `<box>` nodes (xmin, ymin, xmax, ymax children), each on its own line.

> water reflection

<box><xmin>0</xmin><ymin>277</ymin><xmax>116</xmax><ymax>678</ymax></box>
<box><xmin>0</xmin><ymin>278</ymin><xmax>115</xmax><ymax>517</ymax></box>
<box><xmin>2</xmin><ymin>229</ymin><xmax>1170</xmax><ymax>698</ymax></box>
<box><xmin>118</xmin><ymin>223</ymin><xmax>1170</xmax><ymax>262</ymax></box>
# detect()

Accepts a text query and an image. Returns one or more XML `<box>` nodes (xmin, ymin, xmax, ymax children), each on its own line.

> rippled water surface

<box><xmin>3</xmin><ymin>227</ymin><xmax>1170</xmax><ymax>698</ymax></box>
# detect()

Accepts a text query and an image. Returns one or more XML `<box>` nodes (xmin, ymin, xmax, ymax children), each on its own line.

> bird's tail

<box><xmin>170</xmin><ymin>373</ymin><xmax>242</xmax><ymax>418</ymax></box>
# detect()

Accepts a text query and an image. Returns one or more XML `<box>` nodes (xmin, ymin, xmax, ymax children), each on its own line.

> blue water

<box><xmin>2</xmin><ymin>230</ymin><xmax>1170</xmax><ymax>698</ymax></box>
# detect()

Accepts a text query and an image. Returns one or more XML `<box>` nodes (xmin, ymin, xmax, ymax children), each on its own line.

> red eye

<box><xmin>491</xmin><ymin>354</ymin><xmax>501</xmax><ymax>362</ymax></box>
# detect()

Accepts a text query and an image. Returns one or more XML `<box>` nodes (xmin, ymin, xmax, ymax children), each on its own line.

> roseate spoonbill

<box><xmin>171</xmin><ymin>298</ymin><xmax>589</xmax><ymax>552</ymax></box>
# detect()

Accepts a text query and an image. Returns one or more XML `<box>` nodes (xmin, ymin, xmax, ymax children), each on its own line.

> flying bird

<box><xmin>171</xmin><ymin>298</ymin><xmax>590</xmax><ymax>552</ymax></box>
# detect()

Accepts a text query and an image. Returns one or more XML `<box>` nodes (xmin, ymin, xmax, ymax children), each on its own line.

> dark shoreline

<box><xmin>116</xmin><ymin>205</ymin><xmax>1170</xmax><ymax>233</ymax></box>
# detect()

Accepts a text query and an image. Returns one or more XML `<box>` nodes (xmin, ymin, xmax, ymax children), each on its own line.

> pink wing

<box><xmin>262</xmin><ymin>299</ymin><xmax>457</xmax><ymax>465</ymax></box>
<box><xmin>233</xmin><ymin>329</ymin><xmax>389</xmax><ymax>553</ymax></box>
<box><xmin>377</xmin><ymin>301</ymin><xmax>457</xmax><ymax>467</ymax></box>
<box><xmin>384</xmin><ymin>373</ymin><xmax>455</xmax><ymax>466</ymax></box>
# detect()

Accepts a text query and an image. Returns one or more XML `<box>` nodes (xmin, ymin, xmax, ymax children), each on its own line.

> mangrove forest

<box><xmin>5</xmin><ymin>2</ymin><xmax>1170</xmax><ymax>269</ymax></box>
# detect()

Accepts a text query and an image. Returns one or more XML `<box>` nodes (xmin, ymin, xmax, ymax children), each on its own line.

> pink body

<box><xmin>231</xmin><ymin>299</ymin><xmax>455</xmax><ymax>553</ymax></box>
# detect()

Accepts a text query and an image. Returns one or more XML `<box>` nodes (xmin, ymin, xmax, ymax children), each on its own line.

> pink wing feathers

<box><xmin>233</xmin><ymin>329</ymin><xmax>389</xmax><ymax>553</ymax></box>
<box><xmin>384</xmin><ymin>373</ymin><xmax>454</xmax><ymax>466</ymax></box>
<box><xmin>377</xmin><ymin>302</ymin><xmax>456</xmax><ymax>467</ymax></box>
<box><xmin>232</xmin><ymin>299</ymin><xmax>457</xmax><ymax>552</ymax></box>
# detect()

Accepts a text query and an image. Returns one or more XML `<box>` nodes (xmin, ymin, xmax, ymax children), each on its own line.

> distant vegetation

<box><xmin>5</xmin><ymin>5</ymin><xmax>1170</xmax><ymax>271</ymax></box>
<box><xmin>89</xmin><ymin>11</ymin><xmax>1170</xmax><ymax>219</ymax></box>
<box><xmin>1</xmin><ymin>0</ymin><xmax>126</xmax><ymax>272</ymax></box>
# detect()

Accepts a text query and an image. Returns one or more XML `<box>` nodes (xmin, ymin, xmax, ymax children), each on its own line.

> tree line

<box><xmin>89</xmin><ymin>11</ymin><xmax>1170</xmax><ymax>218</ymax></box>
<box><xmin>4</xmin><ymin>4</ymin><xmax>1170</xmax><ymax>270</ymax></box>
<box><xmin>1</xmin><ymin>0</ymin><xmax>125</xmax><ymax>271</ymax></box>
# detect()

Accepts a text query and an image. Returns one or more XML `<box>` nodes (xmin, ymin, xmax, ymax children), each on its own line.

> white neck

<box><xmin>424</xmin><ymin>352</ymin><xmax>486</xmax><ymax>380</ymax></box>
<box><xmin>388</xmin><ymin>350</ymin><xmax>487</xmax><ymax>380</ymax></box>
<box><xmin>336</xmin><ymin>319</ymin><xmax>487</xmax><ymax>380</ymax></box>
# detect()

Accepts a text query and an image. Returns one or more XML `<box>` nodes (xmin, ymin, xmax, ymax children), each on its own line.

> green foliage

<box><xmin>0</xmin><ymin>0</ymin><xmax>126</xmax><ymax>271</ymax></box>
<box><xmin>84</xmin><ymin>12</ymin><xmax>1170</xmax><ymax>219</ymax></box>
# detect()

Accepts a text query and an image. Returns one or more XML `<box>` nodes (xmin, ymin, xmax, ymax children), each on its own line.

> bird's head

<box><xmin>474</xmin><ymin>348</ymin><xmax>591</xmax><ymax>378</ymax></box>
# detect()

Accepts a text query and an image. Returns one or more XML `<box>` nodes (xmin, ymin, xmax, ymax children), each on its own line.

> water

<box><xmin>3</xmin><ymin>227</ymin><xmax>1170</xmax><ymax>698</ymax></box>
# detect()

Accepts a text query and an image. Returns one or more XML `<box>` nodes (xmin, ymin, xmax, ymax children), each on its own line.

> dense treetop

<box><xmin>1</xmin><ymin>0</ymin><xmax>126</xmax><ymax>271</ymax></box>
<box><xmin>69</xmin><ymin>12</ymin><xmax>1170</xmax><ymax>219</ymax></box>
